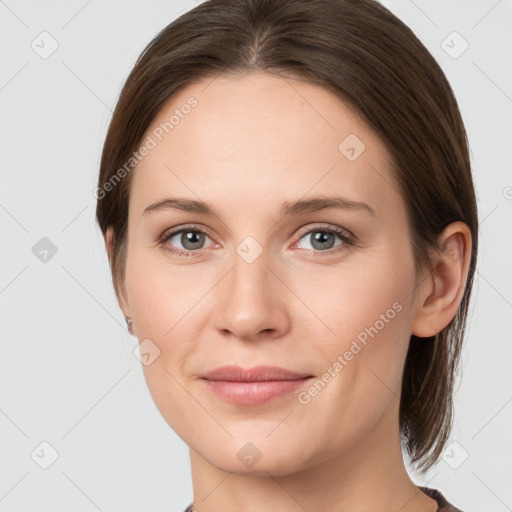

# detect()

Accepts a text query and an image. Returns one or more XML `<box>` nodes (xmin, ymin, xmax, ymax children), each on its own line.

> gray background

<box><xmin>0</xmin><ymin>0</ymin><xmax>511</xmax><ymax>510</ymax></box>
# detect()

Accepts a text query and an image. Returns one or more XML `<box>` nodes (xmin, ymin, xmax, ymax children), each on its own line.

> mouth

<box><xmin>199</xmin><ymin>365</ymin><xmax>314</xmax><ymax>405</ymax></box>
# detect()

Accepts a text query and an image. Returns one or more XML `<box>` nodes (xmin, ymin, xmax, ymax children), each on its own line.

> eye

<box><xmin>294</xmin><ymin>225</ymin><xmax>354</xmax><ymax>254</ymax></box>
<box><xmin>159</xmin><ymin>223</ymin><xmax>355</xmax><ymax>258</ymax></box>
<box><xmin>159</xmin><ymin>225</ymin><xmax>215</xmax><ymax>257</ymax></box>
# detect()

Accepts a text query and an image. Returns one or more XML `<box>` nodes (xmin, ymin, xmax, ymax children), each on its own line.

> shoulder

<box><xmin>419</xmin><ymin>486</ymin><xmax>465</xmax><ymax>512</ymax></box>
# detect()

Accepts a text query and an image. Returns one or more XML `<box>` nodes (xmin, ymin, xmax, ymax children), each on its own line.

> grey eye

<box><xmin>298</xmin><ymin>230</ymin><xmax>344</xmax><ymax>251</ymax></box>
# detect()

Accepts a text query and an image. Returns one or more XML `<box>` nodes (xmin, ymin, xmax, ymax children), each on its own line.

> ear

<box><xmin>411</xmin><ymin>222</ymin><xmax>472</xmax><ymax>338</ymax></box>
<box><xmin>104</xmin><ymin>226</ymin><xmax>131</xmax><ymax>319</ymax></box>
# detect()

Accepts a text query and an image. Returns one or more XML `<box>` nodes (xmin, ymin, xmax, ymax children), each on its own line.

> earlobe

<box><xmin>411</xmin><ymin>222</ymin><xmax>472</xmax><ymax>338</ymax></box>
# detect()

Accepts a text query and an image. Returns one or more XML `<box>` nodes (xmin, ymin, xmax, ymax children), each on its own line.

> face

<box><xmin>118</xmin><ymin>70</ymin><xmax>422</xmax><ymax>475</ymax></box>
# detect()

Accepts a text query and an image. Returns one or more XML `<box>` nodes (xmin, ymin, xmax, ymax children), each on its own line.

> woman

<box><xmin>95</xmin><ymin>0</ymin><xmax>477</xmax><ymax>510</ymax></box>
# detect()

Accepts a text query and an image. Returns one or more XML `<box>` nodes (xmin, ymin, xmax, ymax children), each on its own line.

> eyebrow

<box><xmin>142</xmin><ymin>195</ymin><xmax>376</xmax><ymax>218</ymax></box>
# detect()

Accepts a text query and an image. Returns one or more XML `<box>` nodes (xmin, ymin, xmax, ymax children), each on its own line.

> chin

<box><xmin>191</xmin><ymin>433</ymin><xmax>317</xmax><ymax>477</ymax></box>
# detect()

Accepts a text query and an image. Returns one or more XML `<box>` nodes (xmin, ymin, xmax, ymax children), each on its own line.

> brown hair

<box><xmin>96</xmin><ymin>0</ymin><xmax>478</xmax><ymax>473</ymax></box>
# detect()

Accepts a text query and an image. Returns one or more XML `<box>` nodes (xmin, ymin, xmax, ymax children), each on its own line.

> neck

<box><xmin>187</xmin><ymin>403</ymin><xmax>438</xmax><ymax>512</ymax></box>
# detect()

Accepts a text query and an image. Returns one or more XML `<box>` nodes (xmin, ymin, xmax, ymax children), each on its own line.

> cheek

<box><xmin>297</xmin><ymin>250</ymin><xmax>414</xmax><ymax>346</ymax></box>
<box><xmin>123</xmin><ymin>250</ymin><xmax>210</xmax><ymax>435</ymax></box>
<box><xmin>288</xmin><ymin>259</ymin><xmax>415</xmax><ymax>449</ymax></box>
<box><xmin>296</xmin><ymin>250</ymin><xmax>416</xmax><ymax>400</ymax></box>
<box><xmin>124</xmin><ymin>249</ymin><xmax>210</xmax><ymax>344</ymax></box>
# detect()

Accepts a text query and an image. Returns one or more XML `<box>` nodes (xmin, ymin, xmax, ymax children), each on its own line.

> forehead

<box><xmin>130</xmin><ymin>70</ymin><xmax>400</xmax><ymax>220</ymax></box>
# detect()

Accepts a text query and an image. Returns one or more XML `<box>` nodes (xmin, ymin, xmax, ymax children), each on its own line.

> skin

<box><xmin>106</xmin><ymin>70</ymin><xmax>471</xmax><ymax>512</ymax></box>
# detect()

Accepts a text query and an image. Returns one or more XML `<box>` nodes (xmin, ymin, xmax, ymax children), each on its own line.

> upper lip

<box><xmin>200</xmin><ymin>365</ymin><xmax>313</xmax><ymax>382</ymax></box>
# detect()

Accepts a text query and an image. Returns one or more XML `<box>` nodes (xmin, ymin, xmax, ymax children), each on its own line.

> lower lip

<box><xmin>202</xmin><ymin>378</ymin><xmax>312</xmax><ymax>405</ymax></box>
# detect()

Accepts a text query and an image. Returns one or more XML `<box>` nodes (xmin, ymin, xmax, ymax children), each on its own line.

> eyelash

<box><xmin>158</xmin><ymin>223</ymin><xmax>355</xmax><ymax>258</ymax></box>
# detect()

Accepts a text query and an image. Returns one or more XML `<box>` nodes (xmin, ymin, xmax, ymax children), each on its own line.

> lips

<box><xmin>200</xmin><ymin>365</ymin><xmax>312</xmax><ymax>382</ymax></box>
<box><xmin>199</xmin><ymin>365</ymin><xmax>314</xmax><ymax>405</ymax></box>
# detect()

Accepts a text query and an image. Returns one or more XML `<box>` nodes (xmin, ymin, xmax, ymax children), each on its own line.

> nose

<box><xmin>213</xmin><ymin>247</ymin><xmax>291</xmax><ymax>342</ymax></box>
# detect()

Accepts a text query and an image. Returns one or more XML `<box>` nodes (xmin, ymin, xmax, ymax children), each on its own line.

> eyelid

<box><xmin>294</xmin><ymin>223</ymin><xmax>355</xmax><ymax>243</ymax></box>
<box><xmin>160</xmin><ymin>223</ymin><xmax>214</xmax><ymax>240</ymax></box>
